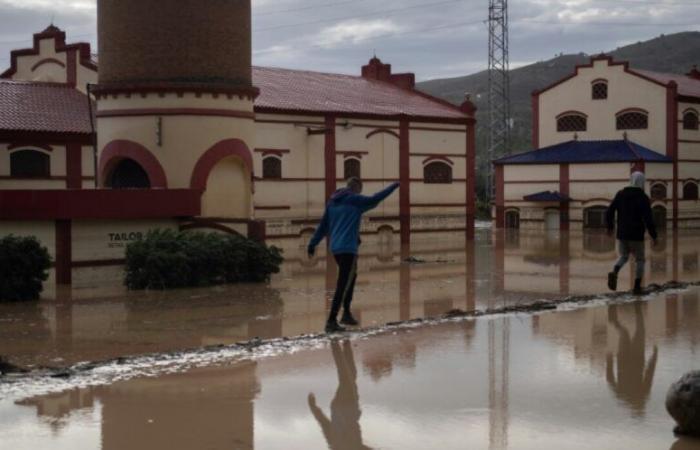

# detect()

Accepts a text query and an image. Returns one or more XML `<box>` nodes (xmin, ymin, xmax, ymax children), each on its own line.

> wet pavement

<box><xmin>1</xmin><ymin>228</ymin><xmax>699</xmax><ymax>369</ymax></box>
<box><xmin>2</xmin><ymin>288</ymin><xmax>700</xmax><ymax>449</ymax></box>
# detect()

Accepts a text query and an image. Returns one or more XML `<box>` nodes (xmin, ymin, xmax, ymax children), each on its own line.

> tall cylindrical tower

<box><xmin>95</xmin><ymin>0</ymin><xmax>257</xmax><ymax>219</ymax></box>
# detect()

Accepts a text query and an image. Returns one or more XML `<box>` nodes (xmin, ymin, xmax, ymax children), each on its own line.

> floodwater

<box><xmin>1</xmin><ymin>228</ymin><xmax>699</xmax><ymax>369</ymax></box>
<box><xmin>1</xmin><ymin>288</ymin><xmax>700</xmax><ymax>449</ymax></box>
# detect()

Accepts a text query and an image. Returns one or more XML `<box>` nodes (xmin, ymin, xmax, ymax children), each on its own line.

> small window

<box><xmin>683</xmin><ymin>110</ymin><xmax>699</xmax><ymax>130</ymax></box>
<box><xmin>344</xmin><ymin>158</ymin><xmax>361</xmax><ymax>179</ymax></box>
<box><xmin>262</xmin><ymin>156</ymin><xmax>281</xmax><ymax>179</ymax></box>
<box><xmin>684</xmin><ymin>182</ymin><xmax>699</xmax><ymax>200</ymax></box>
<box><xmin>505</xmin><ymin>210</ymin><xmax>520</xmax><ymax>229</ymax></box>
<box><xmin>617</xmin><ymin>111</ymin><xmax>648</xmax><ymax>130</ymax></box>
<box><xmin>424</xmin><ymin>161</ymin><xmax>452</xmax><ymax>184</ymax></box>
<box><xmin>592</xmin><ymin>81</ymin><xmax>608</xmax><ymax>100</ymax></box>
<box><xmin>10</xmin><ymin>150</ymin><xmax>50</xmax><ymax>177</ymax></box>
<box><xmin>650</xmin><ymin>183</ymin><xmax>667</xmax><ymax>201</ymax></box>
<box><xmin>557</xmin><ymin>114</ymin><xmax>587</xmax><ymax>132</ymax></box>
<box><xmin>584</xmin><ymin>206</ymin><xmax>608</xmax><ymax>228</ymax></box>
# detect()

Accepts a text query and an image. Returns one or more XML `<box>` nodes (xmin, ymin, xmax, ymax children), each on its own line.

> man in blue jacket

<box><xmin>308</xmin><ymin>177</ymin><xmax>400</xmax><ymax>332</ymax></box>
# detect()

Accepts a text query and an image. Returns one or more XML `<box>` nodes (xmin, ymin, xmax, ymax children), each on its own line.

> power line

<box><xmin>253</xmin><ymin>0</ymin><xmax>372</xmax><ymax>17</ymax></box>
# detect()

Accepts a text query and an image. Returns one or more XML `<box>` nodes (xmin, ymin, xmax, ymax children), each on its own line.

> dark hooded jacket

<box><xmin>606</xmin><ymin>187</ymin><xmax>657</xmax><ymax>241</ymax></box>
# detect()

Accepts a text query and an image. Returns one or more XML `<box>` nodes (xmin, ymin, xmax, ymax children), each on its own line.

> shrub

<box><xmin>124</xmin><ymin>229</ymin><xmax>283</xmax><ymax>290</ymax></box>
<box><xmin>0</xmin><ymin>235</ymin><xmax>51</xmax><ymax>302</ymax></box>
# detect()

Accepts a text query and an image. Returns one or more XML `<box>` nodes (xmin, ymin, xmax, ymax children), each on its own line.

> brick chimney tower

<box><xmin>94</xmin><ymin>0</ymin><xmax>257</xmax><ymax>219</ymax></box>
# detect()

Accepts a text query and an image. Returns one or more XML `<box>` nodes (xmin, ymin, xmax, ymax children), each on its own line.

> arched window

<box><xmin>423</xmin><ymin>161</ymin><xmax>452</xmax><ymax>184</ymax></box>
<box><xmin>557</xmin><ymin>113</ymin><xmax>587</xmax><ymax>132</ymax></box>
<box><xmin>683</xmin><ymin>110</ymin><xmax>699</xmax><ymax>130</ymax></box>
<box><xmin>10</xmin><ymin>149</ymin><xmax>50</xmax><ymax>177</ymax></box>
<box><xmin>262</xmin><ymin>156</ymin><xmax>281</xmax><ymax>179</ymax></box>
<box><xmin>592</xmin><ymin>80</ymin><xmax>608</xmax><ymax>100</ymax></box>
<box><xmin>683</xmin><ymin>181</ymin><xmax>699</xmax><ymax>200</ymax></box>
<box><xmin>616</xmin><ymin>110</ymin><xmax>648</xmax><ymax>130</ymax></box>
<box><xmin>584</xmin><ymin>206</ymin><xmax>608</xmax><ymax>228</ymax></box>
<box><xmin>650</xmin><ymin>183</ymin><xmax>667</xmax><ymax>201</ymax></box>
<box><xmin>344</xmin><ymin>158</ymin><xmax>361</xmax><ymax>179</ymax></box>
<box><xmin>107</xmin><ymin>159</ymin><xmax>150</xmax><ymax>188</ymax></box>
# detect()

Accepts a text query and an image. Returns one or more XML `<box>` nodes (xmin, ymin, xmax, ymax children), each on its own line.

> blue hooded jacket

<box><xmin>308</xmin><ymin>182</ymin><xmax>399</xmax><ymax>255</ymax></box>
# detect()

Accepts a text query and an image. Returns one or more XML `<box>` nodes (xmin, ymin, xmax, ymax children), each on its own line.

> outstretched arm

<box><xmin>308</xmin><ymin>209</ymin><xmax>330</xmax><ymax>255</ymax></box>
<box><xmin>350</xmin><ymin>182</ymin><xmax>400</xmax><ymax>212</ymax></box>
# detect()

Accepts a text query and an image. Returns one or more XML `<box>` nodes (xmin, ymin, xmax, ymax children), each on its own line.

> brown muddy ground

<box><xmin>0</xmin><ymin>229</ymin><xmax>698</xmax><ymax>369</ymax></box>
<box><xmin>2</xmin><ymin>288</ymin><xmax>700</xmax><ymax>449</ymax></box>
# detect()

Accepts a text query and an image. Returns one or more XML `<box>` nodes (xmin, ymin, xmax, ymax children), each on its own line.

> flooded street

<box><xmin>2</xmin><ymin>288</ymin><xmax>700</xmax><ymax>449</ymax></box>
<box><xmin>1</xmin><ymin>228</ymin><xmax>698</xmax><ymax>369</ymax></box>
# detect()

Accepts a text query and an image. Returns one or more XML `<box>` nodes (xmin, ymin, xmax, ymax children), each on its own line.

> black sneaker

<box><xmin>340</xmin><ymin>313</ymin><xmax>359</xmax><ymax>326</ymax></box>
<box><xmin>633</xmin><ymin>279</ymin><xmax>643</xmax><ymax>296</ymax></box>
<box><xmin>608</xmin><ymin>272</ymin><xmax>618</xmax><ymax>291</ymax></box>
<box><xmin>325</xmin><ymin>321</ymin><xmax>346</xmax><ymax>333</ymax></box>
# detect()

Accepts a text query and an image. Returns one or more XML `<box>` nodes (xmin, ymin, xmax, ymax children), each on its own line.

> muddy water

<box><xmin>1</xmin><ymin>229</ymin><xmax>699</xmax><ymax>369</ymax></box>
<box><xmin>2</xmin><ymin>289</ymin><xmax>700</xmax><ymax>449</ymax></box>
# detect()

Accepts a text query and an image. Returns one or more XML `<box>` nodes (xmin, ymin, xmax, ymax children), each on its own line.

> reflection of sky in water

<box><xmin>2</xmin><ymin>289</ymin><xmax>700</xmax><ymax>449</ymax></box>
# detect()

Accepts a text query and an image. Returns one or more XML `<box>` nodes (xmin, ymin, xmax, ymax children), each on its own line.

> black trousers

<box><xmin>328</xmin><ymin>253</ymin><xmax>358</xmax><ymax>323</ymax></box>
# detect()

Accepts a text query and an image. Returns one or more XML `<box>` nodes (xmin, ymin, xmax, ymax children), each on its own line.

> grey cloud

<box><xmin>0</xmin><ymin>0</ymin><xmax>695</xmax><ymax>80</ymax></box>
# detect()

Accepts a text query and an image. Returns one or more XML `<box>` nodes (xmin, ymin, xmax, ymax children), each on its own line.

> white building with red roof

<box><xmin>0</xmin><ymin>24</ymin><xmax>476</xmax><ymax>285</ymax></box>
<box><xmin>494</xmin><ymin>55</ymin><xmax>700</xmax><ymax>232</ymax></box>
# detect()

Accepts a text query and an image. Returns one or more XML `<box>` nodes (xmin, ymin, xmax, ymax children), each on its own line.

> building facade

<box><xmin>0</xmin><ymin>5</ymin><xmax>476</xmax><ymax>285</ymax></box>
<box><xmin>494</xmin><ymin>55</ymin><xmax>700</xmax><ymax>231</ymax></box>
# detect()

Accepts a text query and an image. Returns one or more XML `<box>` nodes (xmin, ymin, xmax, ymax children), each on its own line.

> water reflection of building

<box><xmin>17</xmin><ymin>361</ymin><xmax>259</xmax><ymax>449</ymax></box>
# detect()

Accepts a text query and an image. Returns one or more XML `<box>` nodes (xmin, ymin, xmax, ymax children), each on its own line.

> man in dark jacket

<box><xmin>308</xmin><ymin>178</ymin><xmax>400</xmax><ymax>332</ymax></box>
<box><xmin>606</xmin><ymin>171</ymin><xmax>658</xmax><ymax>295</ymax></box>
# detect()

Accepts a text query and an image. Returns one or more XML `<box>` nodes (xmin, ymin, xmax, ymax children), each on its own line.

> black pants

<box><xmin>328</xmin><ymin>253</ymin><xmax>357</xmax><ymax>323</ymax></box>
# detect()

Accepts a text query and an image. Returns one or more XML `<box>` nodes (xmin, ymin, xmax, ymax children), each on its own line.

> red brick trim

<box><xmin>338</xmin><ymin>150</ymin><xmax>368</xmax><ymax>158</ymax></box>
<box><xmin>254</xmin><ymin>205</ymin><xmax>291</xmax><ymax>210</ymax></box>
<box><xmin>96</xmin><ymin>108</ymin><xmax>256</xmax><ymax>120</ymax></box>
<box><xmin>366</xmin><ymin>128</ymin><xmax>400</xmax><ymax>140</ymax></box>
<box><xmin>533</xmin><ymin>55</ymin><xmax>668</xmax><ymax>96</ymax></box>
<box><xmin>66</xmin><ymin>143</ymin><xmax>82</xmax><ymax>189</ymax></box>
<box><xmin>466</xmin><ymin>118</ymin><xmax>476</xmax><ymax>240</ymax></box>
<box><xmin>495</xmin><ymin>164</ymin><xmax>505</xmax><ymax>228</ymax></box>
<box><xmin>422</xmin><ymin>155</ymin><xmax>454</xmax><ymax>165</ymax></box>
<box><xmin>190</xmin><ymin>139</ymin><xmax>253</xmax><ymax>190</ymax></box>
<box><xmin>255</xmin><ymin>148</ymin><xmax>290</xmax><ymax>155</ymax></box>
<box><xmin>559</xmin><ymin>163</ymin><xmax>570</xmax><ymax>231</ymax></box>
<box><xmin>668</xmin><ymin>81</ymin><xmax>679</xmax><ymax>230</ymax></box>
<box><xmin>616</xmin><ymin>107</ymin><xmax>649</xmax><ymax>117</ymax></box>
<box><xmin>324</xmin><ymin>115</ymin><xmax>336</xmax><ymax>201</ymax></box>
<box><xmin>411</xmin><ymin>152</ymin><xmax>466</xmax><ymax>158</ymax></box>
<box><xmin>1</xmin><ymin>27</ymin><xmax>96</xmax><ymax>79</ymax></box>
<box><xmin>532</xmin><ymin>91</ymin><xmax>540</xmax><ymax>148</ymax></box>
<box><xmin>590</xmin><ymin>78</ymin><xmax>608</xmax><ymax>84</ymax></box>
<box><xmin>66</xmin><ymin>50</ymin><xmax>77</xmax><ymax>88</ymax></box>
<box><xmin>7</xmin><ymin>143</ymin><xmax>53</xmax><ymax>152</ymax></box>
<box><xmin>556</xmin><ymin>110</ymin><xmax>588</xmax><ymax>119</ymax></box>
<box><xmin>30</xmin><ymin>58</ymin><xmax>66</xmax><ymax>72</ymax></box>
<box><xmin>0</xmin><ymin>131</ymin><xmax>92</xmax><ymax>145</ymax></box>
<box><xmin>100</xmin><ymin>140</ymin><xmax>168</xmax><ymax>188</ymax></box>
<box><xmin>399</xmin><ymin>118</ymin><xmax>410</xmax><ymax>243</ymax></box>
<box><xmin>55</xmin><ymin>219</ymin><xmax>72</xmax><ymax>285</ymax></box>
<box><xmin>679</xmin><ymin>139</ymin><xmax>700</xmax><ymax>144</ymax></box>
<box><xmin>0</xmin><ymin>189</ymin><xmax>200</xmax><ymax>220</ymax></box>
<box><xmin>93</xmin><ymin>82</ymin><xmax>260</xmax><ymax>100</ymax></box>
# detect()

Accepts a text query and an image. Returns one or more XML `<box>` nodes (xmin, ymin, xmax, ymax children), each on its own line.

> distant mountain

<box><xmin>416</xmin><ymin>31</ymin><xmax>700</xmax><ymax>196</ymax></box>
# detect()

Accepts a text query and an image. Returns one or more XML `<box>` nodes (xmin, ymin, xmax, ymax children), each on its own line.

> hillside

<box><xmin>417</xmin><ymin>31</ymin><xmax>700</xmax><ymax>195</ymax></box>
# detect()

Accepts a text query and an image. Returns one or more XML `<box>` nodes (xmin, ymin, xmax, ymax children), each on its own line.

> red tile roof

<box><xmin>634</xmin><ymin>69</ymin><xmax>700</xmax><ymax>99</ymax></box>
<box><xmin>0</xmin><ymin>80</ymin><xmax>92</xmax><ymax>134</ymax></box>
<box><xmin>253</xmin><ymin>66</ymin><xmax>466</xmax><ymax>120</ymax></box>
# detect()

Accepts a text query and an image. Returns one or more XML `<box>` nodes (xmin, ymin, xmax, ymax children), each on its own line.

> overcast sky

<box><xmin>0</xmin><ymin>0</ymin><xmax>697</xmax><ymax>81</ymax></box>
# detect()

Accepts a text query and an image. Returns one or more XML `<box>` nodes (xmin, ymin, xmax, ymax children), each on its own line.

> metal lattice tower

<box><xmin>487</xmin><ymin>0</ymin><xmax>510</xmax><ymax>199</ymax></box>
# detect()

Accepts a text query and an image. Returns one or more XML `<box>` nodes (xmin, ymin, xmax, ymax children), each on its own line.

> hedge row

<box><xmin>124</xmin><ymin>229</ymin><xmax>283</xmax><ymax>290</ymax></box>
<box><xmin>0</xmin><ymin>235</ymin><xmax>51</xmax><ymax>302</ymax></box>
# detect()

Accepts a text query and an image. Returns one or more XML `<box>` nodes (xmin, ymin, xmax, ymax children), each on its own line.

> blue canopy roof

<box><xmin>494</xmin><ymin>139</ymin><xmax>672</xmax><ymax>165</ymax></box>
<box><xmin>524</xmin><ymin>191</ymin><xmax>571</xmax><ymax>202</ymax></box>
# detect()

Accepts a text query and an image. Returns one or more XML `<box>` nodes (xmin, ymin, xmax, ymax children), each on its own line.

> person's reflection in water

<box><xmin>308</xmin><ymin>339</ymin><xmax>372</xmax><ymax>450</ymax></box>
<box><xmin>606</xmin><ymin>302</ymin><xmax>658</xmax><ymax>417</ymax></box>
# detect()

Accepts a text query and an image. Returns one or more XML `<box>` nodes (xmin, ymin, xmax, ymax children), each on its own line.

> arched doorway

<box><xmin>201</xmin><ymin>155</ymin><xmax>251</xmax><ymax>218</ymax></box>
<box><xmin>652</xmin><ymin>205</ymin><xmax>667</xmax><ymax>230</ymax></box>
<box><xmin>505</xmin><ymin>210</ymin><xmax>520</xmax><ymax>229</ymax></box>
<box><xmin>584</xmin><ymin>206</ymin><xmax>608</xmax><ymax>229</ymax></box>
<box><xmin>107</xmin><ymin>159</ymin><xmax>151</xmax><ymax>188</ymax></box>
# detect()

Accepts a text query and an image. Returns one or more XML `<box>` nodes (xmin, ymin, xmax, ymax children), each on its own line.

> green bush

<box><xmin>124</xmin><ymin>229</ymin><xmax>283</xmax><ymax>290</ymax></box>
<box><xmin>0</xmin><ymin>235</ymin><xmax>51</xmax><ymax>302</ymax></box>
